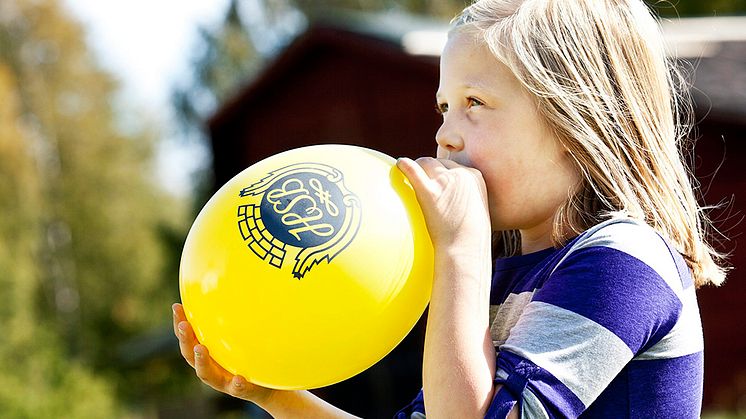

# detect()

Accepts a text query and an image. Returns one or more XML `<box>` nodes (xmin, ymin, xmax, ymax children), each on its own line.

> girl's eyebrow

<box><xmin>462</xmin><ymin>80</ymin><xmax>501</xmax><ymax>95</ymax></box>
<box><xmin>436</xmin><ymin>82</ymin><xmax>487</xmax><ymax>99</ymax></box>
<box><xmin>463</xmin><ymin>81</ymin><xmax>489</xmax><ymax>91</ymax></box>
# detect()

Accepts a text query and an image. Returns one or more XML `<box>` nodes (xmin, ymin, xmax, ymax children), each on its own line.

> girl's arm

<box><xmin>424</xmin><ymin>247</ymin><xmax>497</xmax><ymax>417</ymax></box>
<box><xmin>173</xmin><ymin>303</ymin><xmax>359</xmax><ymax>419</ymax></box>
<box><xmin>397</xmin><ymin>158</ymin><xmax>514</xmax><ymax>418</ymax></box>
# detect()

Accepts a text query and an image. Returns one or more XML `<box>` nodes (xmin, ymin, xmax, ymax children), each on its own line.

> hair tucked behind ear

<box><xmin>459</xmin><ymin>0</ymin><xmax>727</xmax><ymax>287</ymax></box>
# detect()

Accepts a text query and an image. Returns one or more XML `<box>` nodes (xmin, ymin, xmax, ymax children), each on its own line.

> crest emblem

<box><xmin>237</xmin><ymin>163</ymin><xmax>361</xmax><ymax>279</ymax></box>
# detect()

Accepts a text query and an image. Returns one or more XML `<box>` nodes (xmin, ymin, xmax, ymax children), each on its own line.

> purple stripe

<box><xmin>393</xmin><ymin>389</ymin><xmax>424</xmax><ymax>418</ymax></box>
<box><xmin>485</xmin><ymin>387</ymin><xmax>519</xmax><ymax>419</ymax></box>
<box><xmin>663</xmin><ymin>238</ymin><xmax>694</xmax><ymax>290</ymax></box>
<box><xmin>490</xmin><ymin>247</ymin><xmax>566</xmax><ymax>305</ymax></box>
<box><xmin>581</xmin><ymin>352</ymin><xmax>703</xmax><ymax>418</ymax></box>
<box><xmin>533</xmin><ymin>246</ymin><xmax>682</xmax><ymax>354</ymax></box>
<box><xmin>628</xmin><ymin>352</ymin><xmax>703</xmax><ymax>418</ymax></box>
<box><xmin>494</xmin><ymin>350</ymin><xmax>586</xmax><ymax>418</ymax></box>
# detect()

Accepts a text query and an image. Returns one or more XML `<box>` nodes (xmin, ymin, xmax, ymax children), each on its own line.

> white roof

<box><xmin>401</xmin><ymin>16</ymin><xmax>746</xmax><ymax>58</ymax></box>
<box><xmin>661</xmin><ymin>16</ymin><xmax>746</xmax><ymax>57</ymax></box>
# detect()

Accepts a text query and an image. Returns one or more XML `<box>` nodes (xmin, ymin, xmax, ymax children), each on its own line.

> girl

<box><xmin>173</xmin><ymin>0</ymin><xmax>727</xmax><ymax>417</ymax></box>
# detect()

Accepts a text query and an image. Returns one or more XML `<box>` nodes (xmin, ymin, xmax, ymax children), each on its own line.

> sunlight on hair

<box><xmin>452</xmin><ymin>0</ymin><xmax>727</xmax><ymax>286</ymax></box>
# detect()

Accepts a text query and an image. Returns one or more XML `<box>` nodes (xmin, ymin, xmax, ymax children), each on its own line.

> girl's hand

<box><xmin>397</xmin><ymin>157</ymin><xmax>496</xmax><ymax>416</ymax></box>
<box><xmin>172</xmin><ymin>303</ymin><xmax>275</xmax><ymax>405</ymax></box>
<box><xmin>396</xmin><ymin>157</ymin><xmax>491</xmax><ymax>253</ymax></box>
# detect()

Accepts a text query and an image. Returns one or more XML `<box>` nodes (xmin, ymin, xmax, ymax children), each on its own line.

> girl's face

<box><xmin>435</xmin><ymin>31</ymin><xmax>579</xmax><ymax>251</ymax></box>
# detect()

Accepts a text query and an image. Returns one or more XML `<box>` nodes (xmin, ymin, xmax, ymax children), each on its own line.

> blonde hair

<box><xmin>455</xmin><ymin>0</ymin><xmax>727</xmax><ymax>287</ymax></box>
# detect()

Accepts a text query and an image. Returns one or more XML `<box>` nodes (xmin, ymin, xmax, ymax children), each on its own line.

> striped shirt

<box><xmin>395</xmin><ymin>217</ymin><xmax>704</xmax><ymax>418</ymax></box>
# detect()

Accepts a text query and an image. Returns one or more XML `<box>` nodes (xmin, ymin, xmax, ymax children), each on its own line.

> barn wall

<box><xmin>693</xmin><ymin>120</ymin><xmax>746</xmax><ymax>410</ymax></box>
<box><xmin>210</xmin><ymin>32</ymin><xmax>441</xmax><ymax>188</ymax></box>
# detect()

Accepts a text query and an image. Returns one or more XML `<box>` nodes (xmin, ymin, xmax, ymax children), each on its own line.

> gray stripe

<box><xmin>490</xmin><ymin>291</ymin><xmax>535</xmax><ymax>346</ymax></box>
<box><xmin>501</xmin><ymin>301</ymin><xmax>633</xmax><ymax>407</ymax></box>
<box><xmin>521</xmin><ymin>387</ymin><xmax>551</xmax><ymax>419</ymax></box>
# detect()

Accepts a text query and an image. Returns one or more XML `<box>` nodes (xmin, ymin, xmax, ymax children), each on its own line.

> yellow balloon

<box><xmin>179</xmin><ymin>144</ymin><xmax>433</xmax><ymax>390</ymax></box>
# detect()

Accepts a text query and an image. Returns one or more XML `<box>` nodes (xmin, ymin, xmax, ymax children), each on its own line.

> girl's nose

<box><xmin>435</xmin><ymin>118</ymin><xmax>464</xmax><ymax>154</ymax></box>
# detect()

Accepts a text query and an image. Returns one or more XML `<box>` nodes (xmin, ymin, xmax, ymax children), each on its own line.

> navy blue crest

<box><xmin>237</xmin><ymin>163</ymin><xmax>361</xmax><ymax>279</ymax></box>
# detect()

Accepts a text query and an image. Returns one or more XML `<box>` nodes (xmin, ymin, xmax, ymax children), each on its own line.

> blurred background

<box><xmin>1</xmin><ymin>0</ymin><xmax>745</xmax><ymax>417</ymax></box>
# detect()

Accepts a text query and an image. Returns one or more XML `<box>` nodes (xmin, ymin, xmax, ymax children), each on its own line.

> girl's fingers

<box><xmin>172</xmin><ymin>303</ymin><xmax>268</xmax><ymax>402</ymax></box>
<box><xmin>193</xmin><ymin>345</ymin><xmax>270</xmax><ymax>402</ymax></box>
<box><xmin>396</xmin><ymin>157</ymin><xmax>426</xmax><ymax>180</ymax></box>
<box><xmin>226</xmin><ymin>375</ymin><xmax>250</xmax><ymax>398</ymax></box>
<box><xmin>437</xmin><ymin>158</ymin><xmax>464</xmax><ymax>170</ymax></box>
<box><xmin>398</xmin><ymin>156</ymin><xmax>469</xmax><ymax>185</ymax></box>
<box><xmin>172</xmin><ymin>303</ymin><xmax>184</xmax><ymax>336</ymax></box>
<box><xmin>415</xmin><ymin>156</ymin><xmax>451</xmax><ymax>180</ymax></box>
<box><xmin>397</xmin><ymin>157</ymin><xmax>431</xmax><ymax>195</ymax></box>
<box><xmin>176</xmin><ymin>320</ymin><xmax>197</xmax><ymax>368</ymax></box>
<box><xmin>193</xmin><ymin>344</ymin><xmax>233</xmax><ymax>392</ymax></box>
<box><xmin>397</xmin><ymin>157</ymin><xmax>446</xmax><ymax>195</ymax></box>
<box><xmin>173</xmin><ymin>304</ymin><xmax>199</xmax><ymax>368</ymax></box>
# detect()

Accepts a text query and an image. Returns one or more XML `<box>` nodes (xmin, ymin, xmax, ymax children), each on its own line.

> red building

<box><xmin>208</xmin><ymin>12</ymin><xmax>746</xmax><ymax>415</ymax></box>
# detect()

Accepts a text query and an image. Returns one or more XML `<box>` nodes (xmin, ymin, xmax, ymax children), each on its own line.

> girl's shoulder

<box><xmin>557</xmin><ymin>215</ymin><xmax>693</xmax><ymax>292</ymax></box>
<box><xmin>572</xmin><ymin>215</ymin><xmax>658</xmax><ymax>249</ymax></box>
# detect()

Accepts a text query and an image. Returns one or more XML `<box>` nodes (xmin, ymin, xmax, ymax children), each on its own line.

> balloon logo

<box><xmin>180</xmin><ymin>144</ymin><xmax>433</xmax><ymax>390</ymax></box>
<box><xmin>237</xmin><ymin>163</ymin><xmax>361</xmax><ymax>279</ymax></box>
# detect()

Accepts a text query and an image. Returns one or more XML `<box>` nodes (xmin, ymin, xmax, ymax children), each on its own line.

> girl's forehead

<box><xmin>442</xmin><ymin>31</ymin><xmax>489</xmax><ymax>60</ymax></box>
<box><xmin>439</xmin><ymin>35</ymin><xmax>520</xmax><ymax>94</ymax></box>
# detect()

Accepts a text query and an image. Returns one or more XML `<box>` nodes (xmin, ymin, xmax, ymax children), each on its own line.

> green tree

<box><xmin>645</xmin><ymin>0</ymin><xmax>746</xmax><ymax>17</ymax></box>
<box><xmin>173</xmin><ymin>0</ymin><xmax>262</xmax><ymax>134</ymax></box>
<box><xmin>0</xmin><ymin>45</ymin><xmax>121</xmax><ymax>419</ymax></box>
<box><xmin>1</xmin><ymin>0</ymin><xmax>189</xmax><ymax>416</ymax></box>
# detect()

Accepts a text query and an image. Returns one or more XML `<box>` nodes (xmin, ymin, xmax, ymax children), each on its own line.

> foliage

<box><xmin>645</xmin><ymin>0</ymin><xmax>746</xmax><ymax>17</ymax></box>
<box><xmin>0</xmin><ymin>0</ymin><xmax>191</xmax><ymax>416</ymax></box>
<box><xmin>172</xmin><ymin>0</ymin><xmax>262</xmax><ymax>137</ymax></box>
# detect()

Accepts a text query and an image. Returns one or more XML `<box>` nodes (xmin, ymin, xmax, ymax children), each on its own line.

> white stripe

<box><xmin>501</xmin><ymin>301</ymin><xmax>633</xmax><ymax>407</ymax></box>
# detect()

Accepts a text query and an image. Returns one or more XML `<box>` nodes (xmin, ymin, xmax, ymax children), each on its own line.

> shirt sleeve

<box><xmin>485</xmin><ymin>221</ymin><xmax>684</xmax><ymax>418</ymax></box>
<box><xmin>394</xmin><ymin>389</ymin><xmax>425</xmax><ymax>419</ymax></box>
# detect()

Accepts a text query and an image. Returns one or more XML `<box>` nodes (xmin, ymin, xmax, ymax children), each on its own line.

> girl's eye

<box><xmin>467</xmin><ymin>97</ymin><xmax>484</xmax><ymax>108</ymax></box>
<box><xmin>435</xmin><ymin>97</ymin><xmax>482</xmax><ymax>115</ymax></box>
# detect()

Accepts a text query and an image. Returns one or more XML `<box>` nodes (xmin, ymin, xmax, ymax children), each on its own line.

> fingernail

<box><xmin>178</xmin><ymin>322</ymin><xmax>187</xmax><ymax>335</ymax></box>
<box><xmin>233</xmin><ymin>378</ymin><xmax>243</xmax><ymax>388</ymax></box>
<box><xmin>194</xmin><ymin>348</ymin><xmax>202</xmax><ymax>359</ymax></box>
<box><xmin>172</xmin><ymin>303</ymin><xmax>178</xmax><ymax>314</ymax></box>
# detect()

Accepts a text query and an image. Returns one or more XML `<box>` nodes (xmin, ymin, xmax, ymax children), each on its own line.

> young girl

<box><xmin>173</xmin><ymin>0</ymin><xmax>727</xmax><ymax>417</ymax></box>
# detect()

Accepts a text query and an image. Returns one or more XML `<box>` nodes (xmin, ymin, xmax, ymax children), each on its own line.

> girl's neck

<box><xmin>519</xmin><ymin>218</ymin><xmax>555</xmax><ymax>254</ymax></box>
